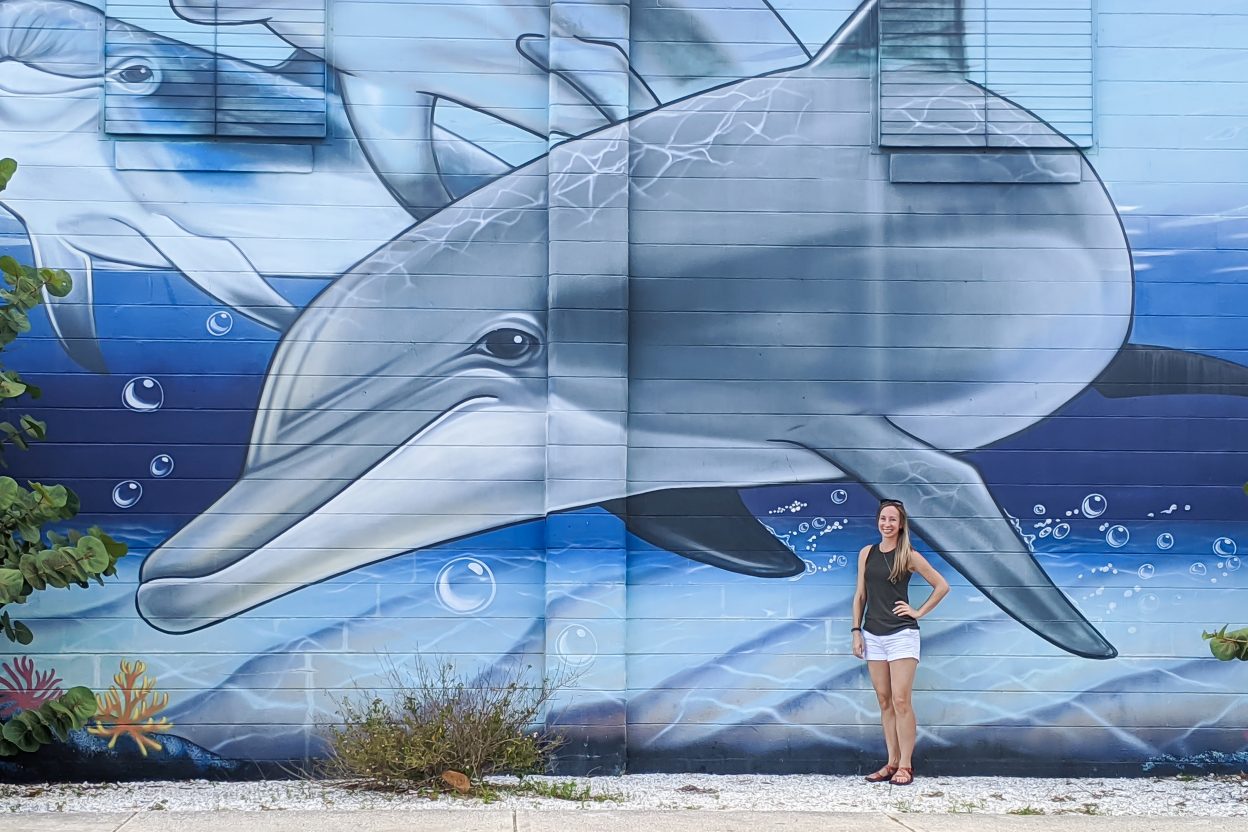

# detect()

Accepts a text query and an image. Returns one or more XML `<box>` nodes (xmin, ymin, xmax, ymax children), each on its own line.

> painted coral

<box><xmin>0</xmin><ymin>656</ymin><xmax>63</xmax><ymax>717</ymax></box>
<box><xmin>87</xmin><ymin>659</ymin><xmax>172</xmax><ymax>756</ymax></box>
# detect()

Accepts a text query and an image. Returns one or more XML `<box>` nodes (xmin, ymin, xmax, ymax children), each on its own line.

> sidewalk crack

<box><xmin>114</xmin><ymin>810</ymin><xmax>141</xmax><ymax>832</ymax></box>
<box><xmin>886</xmin><ymin>813</ymin><xmax>920</xmax><ymax>832</ymax></box>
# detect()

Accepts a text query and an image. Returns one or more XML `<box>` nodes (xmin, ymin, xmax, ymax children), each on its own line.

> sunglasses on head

<box><xmin>878</xmin><ymin>498</ymin><xmax>904</xmax><ymax>508</ymax></box>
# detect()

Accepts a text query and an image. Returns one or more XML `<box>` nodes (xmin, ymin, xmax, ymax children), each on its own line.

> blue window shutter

<box><xmin>105</xmin><ymin>0</ymin><xmax>326</xmax><ymax>139</ymax></box>
<box><xmin>879</xmin><ymin>0</ymin><xmax>1094</xmax><ymax>149</ymax></box>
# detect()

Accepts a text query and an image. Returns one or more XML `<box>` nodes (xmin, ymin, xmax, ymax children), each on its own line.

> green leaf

<box><xmin>16</xmin><ymin>523</ymin><xmax>40</xmax><ymax>545</ymax></box>
<box><xmin>0</xmin><ymin>568</ymin><xmax>26</xmax><ymax>604</ymax></box>
<box><xmin>41</xmin><ymin>268</ymin><xmax>72</xmax><ymax>298</ymax></box>
<box><xmin>19</xmin><ymin>416</ymin><xmax>45</xmax><ymax>440</ymax></box>
<box><xmin>59</xmin><ymin>686</ymin><xmax>97</xmax><ymax>721</ymax></box>
<box><xmin>0</xmin><ymin>158</ymin><xmax>16</xmax><ymax>191</ymax></box>
<box><xmin>0</xmin><ymin>377</ymin><xmax>26</xmax><ymax>398</ymax></box>
<box><xmin>76</xmin><ymin>536</ymin><xmax>109</xmax><ymax>573</ymax></box>
<box><xmin>3</xmin><ymin>713</ymin><xmax>41</xmax><ymax>752</ymax></box>
<box><xmin>11</xmin><ymin>620</ymin><xmax>32</xmax><ymax>645</ymax></box>
<box><xmin>1204</xmin><ymin>624</ymin><xmax>1248</xmax><ymax>661</ymax></box>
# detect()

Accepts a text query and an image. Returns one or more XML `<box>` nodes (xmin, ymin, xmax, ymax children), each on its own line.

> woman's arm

<box><xmin>851</xmin><ymin>545</ymin><xmax>870</xmax><ymax>658</ymax></box>
<box><xmin>894</xmin><ymin>550</ymin><xmax>950</xmax><ymax>620</ymax></box>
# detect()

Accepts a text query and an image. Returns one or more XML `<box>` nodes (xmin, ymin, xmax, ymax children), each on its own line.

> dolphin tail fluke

<box><xmin>33</xmin><ymin>234</ymin><xmax>108</xmax><ymax>373</ymax></box>
<box><xmin>789</xmin><ymin>415</ymin><xmax>1117</xmax><ymax>659</ymax></box>
<box><xmin>1094</xmin><ymin>344</ymin><xmax>1248</xmax><ymax>399</ymax></box>
<box><xmin>603</xmin><ymin>487</ymin><xmax>805</xmax><ymax>578</ymax></box>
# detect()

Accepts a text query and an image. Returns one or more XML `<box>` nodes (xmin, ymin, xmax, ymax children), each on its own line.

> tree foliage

<box><xmin>0</xmin><ymin>158</ymin><xmax>128</xmax><ymax>754</ymax></box>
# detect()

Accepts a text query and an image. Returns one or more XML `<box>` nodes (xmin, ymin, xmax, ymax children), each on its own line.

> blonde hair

<box><xmin>876</xmin><ymin>500</ymin><xmax>913</xmax><ymax>583</ymax></box>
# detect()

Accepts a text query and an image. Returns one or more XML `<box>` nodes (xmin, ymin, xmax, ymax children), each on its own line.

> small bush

<box><xmin>321</xmin><ymin>658</ymin><xmax>574</xmax><ymax>794</ymax></box>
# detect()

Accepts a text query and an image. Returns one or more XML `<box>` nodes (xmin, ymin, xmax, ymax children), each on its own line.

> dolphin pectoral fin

<box><xmin>338</xmin><ymin>76</ymin><xmax>452</xmax><ymax>221</ymax></box>
<box><xmin>139</xmin><ymin>215</ymin><xmax>296</xmax><ymax>331</ymax></box>
<box><xmin>789</xmin><ymin>416</ymin><xmax>1116</xmax><ymax>659</ymax></box>
<box><xmin>32</xmin><ymin>235</ymin><xmax>107</xmax><ymax>373</ymax></box>
<box><xmin>1094</xmin><ymin>344</ymin><xmax>1248</xmax><ymax>398</ymax></box>
<box><xmin>603</xmin><ymin>487</ymin><xmax>805</xmax><ymax>578</ymax></box>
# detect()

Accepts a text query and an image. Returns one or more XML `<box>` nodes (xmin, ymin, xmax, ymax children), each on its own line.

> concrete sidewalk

<box><xmin>15</xmin><ymin>811</ymin><xmax>1245</xmax><ymax>831</ymax></box>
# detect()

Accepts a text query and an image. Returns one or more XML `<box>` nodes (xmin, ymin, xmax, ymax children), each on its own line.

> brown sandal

<box><xmin>889</xmin><ymin>767</ymin><xmax>914</xmax><ymax>786</ymax></box>
<box><xmin>864</xmin><ymin>764</ymin><xmax>899</xmax><ymax>783</ymax></box>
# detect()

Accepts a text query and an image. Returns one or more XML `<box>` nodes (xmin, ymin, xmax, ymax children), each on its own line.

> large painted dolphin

<box><xmin>135</xmin><ymin>0</ymin><xmax>1248</xmax><ymax>657</ymax></box>
<box><xmin>168</xmin><ymin>0</ymin><xmax>812</xmax><ymax>217</ymax></box>
<box><xmin>0</xmin><ymin>0</ymin><xmax>508</xmax><ymax>372</ymax></box>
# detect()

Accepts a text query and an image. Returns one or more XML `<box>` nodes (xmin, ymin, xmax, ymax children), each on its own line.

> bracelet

<box><xmin>850</xmin><ymin>627</ymin><xmax>862</xmax><ymax>633</ymax></box>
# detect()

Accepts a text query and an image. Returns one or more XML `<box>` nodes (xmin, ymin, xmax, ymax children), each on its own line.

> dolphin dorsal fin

<box><xmin>804</xmin><ymin>0</ymin><xmax>968</xmax><ymax>76</ymax></box>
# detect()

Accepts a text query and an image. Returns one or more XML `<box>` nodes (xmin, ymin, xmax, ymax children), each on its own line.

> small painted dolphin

<box><xmin>136</xmin><ymin>1</ymin><xmax>1248</xmax><ymax>658</ymax></box>
<box><xmin>167</xmin><ymin>0</ymin><xmax>812</xmax><ymax>217</ymax></box>
<box><xmin>0</xmin><ymin>0</ymin><xmax>507</xmax><ymax>372</ymax></box>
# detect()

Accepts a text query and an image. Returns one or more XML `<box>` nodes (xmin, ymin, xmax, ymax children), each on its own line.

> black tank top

<box><xmin>863</xmin><ymin>543</ymin><xmax>919</xmax><ymax>636</ymax></box>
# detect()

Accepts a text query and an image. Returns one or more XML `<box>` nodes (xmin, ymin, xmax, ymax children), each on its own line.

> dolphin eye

<box><xmin>110</xmin><ymin>59</ymin><xmax>160</xmax><ymax>93</ymax></box>
<box><xmin>475</xmin><ymin>328</ymin><xmax>540</xmax><ymax>362</ymax></box>
<box><xmin>118</xmin><ymin>65</ymin><xmax>152</xmax><ymax>84</ymax></box>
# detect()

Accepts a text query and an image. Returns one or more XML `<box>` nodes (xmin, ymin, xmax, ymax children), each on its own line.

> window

<box><xmin>879</xmin><ymin>0</ymin><xmax>1094</xmax><ymax>148</ymax></box>
<box><xmin>105</xmin><ymin>0</ymin><xmax>326</xmax><ymax>138</ymax></box>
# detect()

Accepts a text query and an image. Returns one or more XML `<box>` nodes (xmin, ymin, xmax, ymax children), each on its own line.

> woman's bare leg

<box><xmin>867</xmin><ymin>659</ymin><xmax>898</xmax><ymax>774</ymax></box>
<box><xmin>888</xmin><ymin>658</ymin><xmax>919</xmax><ymax>768</ymax></box>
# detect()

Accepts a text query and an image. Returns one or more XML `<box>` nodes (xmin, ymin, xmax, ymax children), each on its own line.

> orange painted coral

<box><xmin>87</xmin><ymin>659</ymin><xmax>172</xmax><ymax>756</ymax></box>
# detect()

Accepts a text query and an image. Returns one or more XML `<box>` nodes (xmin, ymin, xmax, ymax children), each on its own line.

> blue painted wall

<box><xmin>0</xmin><ymin>0</ymin><xmax>1246</xmax><ymax>776</ymax></box>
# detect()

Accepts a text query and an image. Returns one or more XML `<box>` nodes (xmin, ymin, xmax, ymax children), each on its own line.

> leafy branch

<box><xmin>0</xmin><ymin>158</ymin><xmax>128</xmax><ymax>753</ymax></box>
<box><xmin>1203</xmin><ymin>625</ymin><xmax>1248</xmax><ymax>662</ymax></box>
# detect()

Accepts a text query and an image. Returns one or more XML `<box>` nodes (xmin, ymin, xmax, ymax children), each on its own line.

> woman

<box><xmin>851</xmin><ymin>498</ymin><xmax>949</xmax><ymax>786</ymax></box>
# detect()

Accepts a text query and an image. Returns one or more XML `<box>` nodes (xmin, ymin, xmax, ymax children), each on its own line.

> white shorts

<box><xmin>863</xmin><ymin>628</ymin><xmax>920</xmax><ymax>662</ymax></box>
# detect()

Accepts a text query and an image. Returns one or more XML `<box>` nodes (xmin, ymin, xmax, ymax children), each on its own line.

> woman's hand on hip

<box><xmin>893</xmin><ymin>601</ymin><xmax>920</xmax><ymax>619</ymax></box>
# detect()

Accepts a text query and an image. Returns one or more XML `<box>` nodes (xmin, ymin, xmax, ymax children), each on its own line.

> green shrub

<box><xmin>0</xmin><ymin>158</ymin><xmax>127</xmax><ymax>755</ymax></box>
<box><xmin>321</xmin><ymin>659</ymin><xmax>574</xmax><ymax>793</ymax></box>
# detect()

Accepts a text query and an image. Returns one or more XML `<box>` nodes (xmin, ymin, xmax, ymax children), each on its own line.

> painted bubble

<box><xmin>1106</xmin><ymin>525</ymin><xmax>1130</xmax><ymax>549</ymax></box>
<box><xmin>434</xmin><ymin>557</ymin><xmax>496</xmax><ymax>614</ymax></box>
<box><xmin>1228</xmin><ymin>556</ymin><xmax>1241</xmax><ymax>572</ymax></box>
<box><xmin>835</xmin><ymin>554</ymin><xmax>848</xmax><ymax>567</ymax></box>
<box><xmin>1137</xmin><ymin>563</ymin><xmax>1155</xmax><ymax>580</ymax></box>
<box><xmin>1033</xmin><ymin>504</ymin><xmax>1045</xmax><ymax>516</ymax></box>
<box><xmin>1156</xmin><ymin>533</ymin><xmax>1174</xmax><ymax>551</ymax></box>
<box><xmin>798</xmin><ymin>522</ymin><xmax>810</xmax><ymax>533</ymax></box>
<box><xmin>554</xmin><ymin>624</ymin><xmax>599</xmax><ymax>668</ymax></box>
<box><xmin>1189</xmin><ymin>562</ymin><xmax>1207</xmax><ymax>577</ymax></box>
<box><xmin>149</xmin><ymin>454</ymin><xmax>175</xmax><ymax>478</ymax></box>
<box><xmin>830</xmin><ymin>489</ymin><xmax>848</xmax><ymax>505</ymax></box>
<box><xmin>122</xmin><ymin>377</ymin><xmax>164</xmax><ymax>413</ymax></box>
<box><xmin>1053</xmin><ymin>523</ymin><xmax>1070</xmax><ymax>540</ymax></box>
<box><xmin>812</xmin><ymin>517</ymin><xmax>827</xmax><ymax>529</ymax></box>
<box><xmin>1038</xmin><ymin>527</ymin><xmax>1051</xmax><ymax>538</ymax></box>
<box><xmin>111</xmin><ymin>481</ymin><xmax>142</xmax><ymax>509</ymax></box>
<box><xmin>1213</xmin><ymin>537</ymin><xmax>1238</xmax><ymax>557</ymax></box>
<box><xmin>1080</xmin><ymin>493</ymin><xmax>1107</xmax><ymax>519</ymax></box>
<box><xmin>206</xmin><ymin>311</ymin><xmax>234</xmax><ymax>336</ymax></box>
<box><xmin>1138</xmin><ymin>593</ymin><xmax>1161</xmax><ymax>614</ymax></box>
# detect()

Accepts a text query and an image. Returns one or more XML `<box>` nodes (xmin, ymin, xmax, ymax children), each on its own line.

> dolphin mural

<box><xmin>167</xmin><ymin>0</ymin><xmax>812</xmax><ymax>218</ymax></box>
<box><xmin>0</xmin><ymin>0</ymin><xmax>509</xmax><ymax>372</ymax></box>
<box><xmin>135</xmin><ymin>1</ymin><xmax>1248</xmax><ymax>659</ymax></box>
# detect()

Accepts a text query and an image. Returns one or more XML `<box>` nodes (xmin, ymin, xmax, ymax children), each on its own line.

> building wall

<box><xmin>1</xmin><ymin>0</ymin><xmax>1246</xmax><ymax>776</ymax></box>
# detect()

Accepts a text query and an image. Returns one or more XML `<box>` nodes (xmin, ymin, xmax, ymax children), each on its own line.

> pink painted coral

<box><xmin>0</xmin><ymin>656</ymin><xmax>63</xmax><ymax>716</ymax></box>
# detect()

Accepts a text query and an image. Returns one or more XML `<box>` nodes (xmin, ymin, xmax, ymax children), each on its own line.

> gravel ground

<box><xmin>0</xmin><ymin>774</ymin><xmax>1245</xmax><ymax>816</ymax></box>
